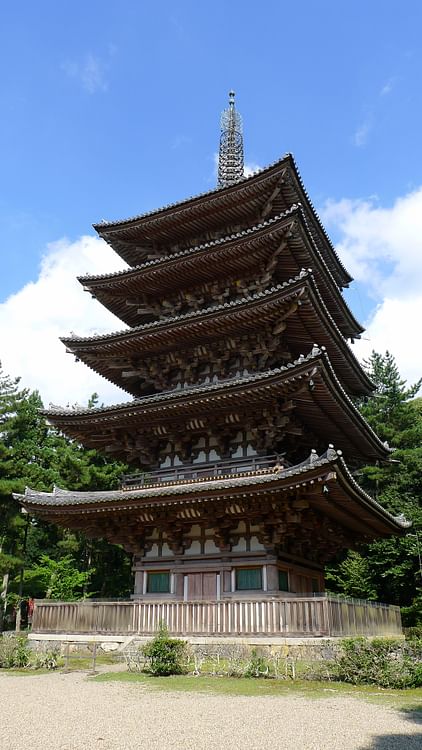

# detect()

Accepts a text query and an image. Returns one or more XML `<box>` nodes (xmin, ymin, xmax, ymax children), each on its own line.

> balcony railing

<box><xmin>30</xmin><ymin>596</ymin><xmax>402</xmax><ymax>638</ymax></box>
<box><xmin>121</xmin><ymin>453</ymin><xmax>281</xmax><ymax>490</ymax></box>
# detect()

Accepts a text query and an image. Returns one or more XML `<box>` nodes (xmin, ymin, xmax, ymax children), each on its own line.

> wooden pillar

<box><xmin>266</xmin><ymin>564</ymin><xmax>279</xmax><ymax>592</ymax></box>
<box><xmin>222</xmin><ymin>570</ymin><xmax>232</xmax><ymax>593</ymax></box>
<box><xmin>134</xmin><ymin>570</ymin><xmax>144</xmax><ymax>596</ymax></box>
<box><xmin>173</xmin><ymin>571</ymin><xmax>184</xmax><ymax>598</ymax></box>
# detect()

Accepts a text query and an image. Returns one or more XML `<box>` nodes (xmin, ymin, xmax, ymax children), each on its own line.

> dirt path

<box><xmin>1</xmin><ymin>671</ymin><xmax>421</xmax><ymax>750</ymax></box>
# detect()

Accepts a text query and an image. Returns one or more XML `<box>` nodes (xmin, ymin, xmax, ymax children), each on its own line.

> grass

<box><xmin>0</xmin><ymin>653</ymin><xmax>117</xmax><ymax>674</ymax></box>
<box><xmin>60</xmin><ymin>653</ymin><xmax>118</xmax><ymax>671</ymax></box>
<box><xmin>91</xmin><ymin>670</ymin><xmax>422</xmax><ymax>710</ymax></box>
<box><xmin>2</xmin><ymin>660</ymin><xmax>421</xmax><ymax>713</ymax></box>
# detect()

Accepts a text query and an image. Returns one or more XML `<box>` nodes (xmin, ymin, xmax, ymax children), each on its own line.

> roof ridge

<box><xmin>288</xmin><ymin>154</ymin><xmax>352</xmax><ymax>284</ymax></box>
<box><xmin>44</xmin><ymin>348</ymin><xmax>323</xmax><ymax>416</ymax></box>
<box><xmin>63</xmin><ymin>272</ymin><xmax>309</xmax><ymax>344</ymax></box>
<box><xmin>13</xmin><ymin>448</ymin><xmax>411</xmax><ymax>530</ymax></box>
<box><xmin>46</xmin><ymin>346</ymin><xmax>386</xmax><ymax>456</ymax></box>
<box><xmin>81</xmin><ymin>203</ymin><xmax>301</xmax><ymax>284</ymax></box>
<box><xmin>93</xmin><ymin>154</ymin><xmax>292</xmax><ymax>231</ymax></box>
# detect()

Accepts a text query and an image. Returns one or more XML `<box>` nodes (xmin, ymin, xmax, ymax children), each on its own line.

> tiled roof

<box><xmin>79</xmin><ymin>205</ymin><xmax>363</xmax><ymax>340</ymax></box>
<box><xmin>43</xmin><ymin>348</ymin><xmax>388</xmax><ymax>464</ymax></box>
<box><xmin>93</xmin><ymin>155</ymin><xmax>292</xmax><ymax>230</ymax></box>
<box><xmin>64</xmin><ymin>271</ymin><xmax>309</xmax><ymax>344</ymax></box>
<box><xmin>13</xmin><ymin>447</ymin><xmax>410</xmax><ymax>532</ymax></box>
<box><xmin>92</xmin><ymin>153</ymin><xmax>351</xmax><ymax>287</ymax></box>
<box><xmin>63</xmin><ymin>272</ymin><xmax>374</xmax><ymax>397</ymax></box>
<box><xmin>45</xmin><ymin>349</ymin><xmax>323</xmax><ymax>414</ymax></box>
<box><xmin>82</xmin><ymin>205</ymin><xmax>301</xmax><ymax>284</ymax></box>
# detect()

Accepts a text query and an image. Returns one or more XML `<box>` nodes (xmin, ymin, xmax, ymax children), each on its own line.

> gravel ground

<box><xmin>1</xmin><ymin>671</ymin><xmax>421</xmax><ymax>750</ymax></box>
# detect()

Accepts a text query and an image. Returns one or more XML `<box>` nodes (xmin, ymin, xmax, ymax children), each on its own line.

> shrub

<box><xmin>142</xmin><ymin>624</ymin><xmax>187</xmax><ymax>676</ymax></box>
<box><xmin>0</xmin><ymin>636</ymin><xmax>31</xmax><ymax>669</ymax></box>
<box><xmin>322</xmin><ymin>637</ymin><xmax>422</xmax><ymax>689</ymax></box>
<box><xmin>32</xmin><ymin>649</ymin><xmax>61</xmax><ymax>670</ymax></box>
<box><xmin>404</xmin><ymin>626</ymin><xmax>422</xmax><ymax>641</ymax></box>
<box><xmin>225</xmin><ymin>645</ymin><xmax>248</xmax><ymax>677</ymax></box>
<box><xmin>244</xmin><ymin>648</ymin><xmax>270</xmax><ymax>678</ymax></box>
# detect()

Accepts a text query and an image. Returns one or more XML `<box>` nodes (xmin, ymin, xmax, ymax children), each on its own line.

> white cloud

<box><xmin>62</xmin><ymin>54</ymin><xmax>109</xmax><ymax>94</ymax></box>
<box><xmin>353</xmin><ymin>297</ymin><xmax>422</xmax><ymax>387</ymax></box>
<box><xmin>212</xmin><ymin>152</ymin><xmax>262</xmax><ymax>181</ymax></box>
<box><xmin>380</xmin><ymin>77</ymin><xmax>397</xmax><ymax>96</ymax></box>
<box><xmin>3</xmin><ymin>185</ymin><xmax>421</xmax><ymax>411</ymax></box>
<box><xmin>244</xmin><ymin>162</ymin><xmax>262</xmax><ymax>177</ymax></box>
<box><xmin>353</xmin><ymin>118</ymin><xmax>372</xmax><ymax>147</ymax></box>
<box><xmin>320</xmin><ymin>189</ymin><xmax>422</xmax><ymax>387</ymax></box>
<box><xmin>0</xmin><ymin>236</ymin><xmax>129</xmax><ymax>407</ymax></box>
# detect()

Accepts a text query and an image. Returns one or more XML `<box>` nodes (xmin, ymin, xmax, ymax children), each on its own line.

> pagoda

<box><xmin>16</xmin><ymin>93</ymin><xmax>409</xmax><ymax>603</ymax></box>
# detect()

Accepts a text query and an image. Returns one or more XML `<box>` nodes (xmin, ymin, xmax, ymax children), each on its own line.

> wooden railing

<box><xmin>121</xmin><ymin>454</ymin><xmax>280</xmax><ymax>489</ymax></box>
<box><xmin>31</xmin><ymin>596</ymin><xmax>402</xmax><ymax>638</ymax></box>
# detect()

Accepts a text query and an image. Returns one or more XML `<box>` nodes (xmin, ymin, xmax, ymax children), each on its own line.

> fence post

<box><xmin>323</xmin><ymin>597</ymin><xmax>331</xmax><ymax>637</ymax></box>
<box><xmin>90</xmin><ymin>642</ymin><xmax>97</xmax><ymax>675</ymax></box>
<box><xmin>64</xmin><ymin>642</ymin><xmax>70</xmax><ymax>672</ymax></box>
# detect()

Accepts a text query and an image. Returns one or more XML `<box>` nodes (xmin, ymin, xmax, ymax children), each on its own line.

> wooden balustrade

<box><xmin>31</xmin><ymin>596</ymin><xmax>402</xmax><ymax>638</ymax></box>
<box><xmin>121</xmin><ymin>454</ymin><xmax>280</xmax><ymax>489</ymax></box>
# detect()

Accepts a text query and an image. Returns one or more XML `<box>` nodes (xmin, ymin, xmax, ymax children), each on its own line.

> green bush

<box><xmin>0</xmin><ymin>636</ymin><xmax>31</xmax><ymax>669</ymax></box>
<box><xmin>404</xmin><ymin>626</ymin><xmax>422</xmax><ymax>640</ymax></box>
<box><xmin>32</xmin><ymin>648</ymin><xmax>61</xmax><ymax>670</ymax></box>
<box><xmin>244</xmin><ymin>648</ymin><xmax>270</xmax><ymax>678</ymax></box>
<box><xmin>142</xmin><ymin>624</ymin><xmax>187</xmax><ymax>676</ymax></box>
<box><xmin>325</xmin><ymin>637</ymin><xmax>422</xmax><ymax>689</ymax></box>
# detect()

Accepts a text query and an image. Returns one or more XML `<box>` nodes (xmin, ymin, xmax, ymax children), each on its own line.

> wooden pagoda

<box><xmin>16</xmin><ymin>97</ymin><xmax>409</xmax><ymax>608</ymax></box>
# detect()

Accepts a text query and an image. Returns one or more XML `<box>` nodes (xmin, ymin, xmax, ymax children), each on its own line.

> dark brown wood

<box><xmin>16</xmin><ymin>149</ymin><xmax>409</xmax><ymax>615</ymax></box>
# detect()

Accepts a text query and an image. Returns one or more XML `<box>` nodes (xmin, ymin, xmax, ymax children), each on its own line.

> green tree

<box><xmin>325</xmin><ymin>551</ymin><xmax>377</xmax><ymax>599</ymax></box>
<box><xmin>23</xmin><ymin>554</ymin><xmax>93</xmax><ymax>600</ymax></box>
<box><xmin>0</xmin><ymin>362</ymin><xmax>132</xmax><ymax>628</ymax></box>
<box><xmin>0</xmin><ymin>363</ymin><xmax>29</xmax><ymax>627</ymax></box>
<box><xmin>328</xmin><ymin>352</ymin><xmax>422</xmax><ymax>623</ymax></box>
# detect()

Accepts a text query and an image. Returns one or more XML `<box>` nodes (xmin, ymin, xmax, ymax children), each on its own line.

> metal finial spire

<box><xmin>218</xmin><ymin>90</ymin><xmax>244</xmax><ymax>188</ymax></box>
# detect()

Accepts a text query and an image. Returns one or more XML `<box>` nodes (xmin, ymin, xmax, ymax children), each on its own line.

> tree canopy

<box><xmin>326</xmin><ymin>351</ymin><xmax>422</xmax><ymax>624</ymax></box>
<box><xmin>0</xmin><ymin>362</ymin><xmax>131</xmax><ymax>628</ymax></box>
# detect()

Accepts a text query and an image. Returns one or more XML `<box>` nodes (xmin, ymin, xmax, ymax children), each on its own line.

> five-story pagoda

<box><xmin>16</xmin><ymin>93</ymin><xmax>409</xmax><ymax>602</ymax></box>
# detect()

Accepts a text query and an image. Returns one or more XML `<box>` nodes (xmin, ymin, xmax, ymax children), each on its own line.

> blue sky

<box><xmin>1</xmin><ymin>2</ymin><xmax>422</xmax><ymax>404</ymax></box>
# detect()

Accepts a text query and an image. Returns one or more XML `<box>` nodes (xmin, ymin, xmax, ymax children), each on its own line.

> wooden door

<box><xmin>186</xmin><ymin>572</ymin><xmax>217</xmax><ymax>600</ymax></box>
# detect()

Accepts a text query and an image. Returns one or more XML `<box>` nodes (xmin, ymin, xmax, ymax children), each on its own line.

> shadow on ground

<box><xmin>359</xmin><ymin>734</ymin><xmax>422</xmax><ymax>749</ymax></box>
<box><xmin>359</xmin><ymin>705</ymin><xmax>422</xmax><ymax>749</ymax></box>
<box><xmin>399</xmin><ymin>706</ymin><xmax>422</xmax><ymax>725</ymax></box>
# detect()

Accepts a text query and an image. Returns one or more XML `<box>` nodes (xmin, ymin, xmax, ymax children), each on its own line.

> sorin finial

<box><xmin>218</xmin><ymin>91</ymin><xmax>244</xmax><ymax>188</ymax></box>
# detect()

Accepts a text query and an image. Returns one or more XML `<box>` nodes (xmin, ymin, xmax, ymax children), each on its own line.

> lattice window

<box><xmin>235</xmin><ymin>567</ymin><xmax>262</xmax><ymax>591</ymax></box>
<box><xmin>147</xmin><ymin>571</ymin><xmax>170</xmax><ymax>594</ymax></box>
<box><xmin>279</xmin><ymin>570</ymin><xmax>289</xmax><ymax>592</ymax></box>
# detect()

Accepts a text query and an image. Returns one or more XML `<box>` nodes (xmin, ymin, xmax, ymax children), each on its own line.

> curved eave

<box><xmin>83</xmin><ymin>205</ymin><xmax>300</xmax><ymax>291</ymax></box>
<box><xmin>42</xmin><ymin>351</ymin><xmax>388</xmax><ymax>464</ymax></box>
<box><xmin>288</xmin><ymin>214</ymin><xmax>363</xmax><ymax>338</ymax></box>
<box><xmin>332</xmin><ymin>455</ymin><xmax>411</xmax><ymax>535</ymax></box>
<box><xmin>14</xmin><ymin>450</ymin><xmax>409</xmax><ymax>538</ymax></box>
<box><xmin>82</xmin><ymin>207</ymin><xmax>363</xmax><ymax>338</ymax></box>
<box><xmin>94</xmin><ymin>154</ymin><xmax>351</xmax><ymax>287</ymax></box>
<box><xmin>286</xmin><ymin>154</ymin><xmax>352</xmax><ymax>287</ymax></box>
<box><xmin>63</xmin><ymin>274</ymin><xmax>374</xmax><ymax>397</ymax></box>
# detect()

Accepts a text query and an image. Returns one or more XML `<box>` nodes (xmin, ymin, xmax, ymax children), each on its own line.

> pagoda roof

<box><xmin>44</xmin><ymin>350</ymin><xmax>388</xmax><ymax>464</ymax></box>
<box><xmin>83</xmin><ymin>207</ymin><xmax>363</xmax><ymax>338</ymax></box>
<box><xmin>93</xmin><ymin>154</ymin><xmax>352</xmax><ymax>288</ymax></box>
<box><xmin>14</xmin><ymin>448</ymin><xmax>410</xmax><ymax>538</ymax></box>
<box><xmin>63</xmin><ymin>272</ymin><xmax>374</xmax><ymax>397</ymax></box>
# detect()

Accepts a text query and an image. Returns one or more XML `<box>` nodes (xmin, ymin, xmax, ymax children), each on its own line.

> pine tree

<box><xmin>327</xmin><ymin>351</ymin><xmax>422</xmax><ymax>624</ymax></box>
<box><xmin>0</xmin><ymin>362</ymin><xmax>132</xmax><ymax>628</ymax></box>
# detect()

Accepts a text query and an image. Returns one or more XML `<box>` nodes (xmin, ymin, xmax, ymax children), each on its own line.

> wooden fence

<box><xmin>31</xmin><ymin>596</ymin><xmax>402</xmax><ymax>638</ymax></box>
